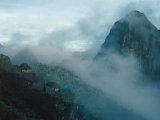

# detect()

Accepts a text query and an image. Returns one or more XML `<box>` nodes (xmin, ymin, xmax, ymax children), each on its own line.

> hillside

<box><xmin>0</xmin><ymin>54</ymin><xmax>97</xmax><ymax>120</ymax></box>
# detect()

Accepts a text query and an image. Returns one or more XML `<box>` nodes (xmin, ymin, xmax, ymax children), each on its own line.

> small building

<box><xmin>20</xmin><ymin>63</ymin><xmax>32</xmax><ymax>73</ymax></box>
<box><xmin>20</xmin><ymin>63</ymin><xmax>36</xmax><ymax>85</ymax></box>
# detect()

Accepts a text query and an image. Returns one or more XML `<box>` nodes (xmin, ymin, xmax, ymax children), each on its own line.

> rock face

<box><xmin>96</xmin><ymin>11</ymin><xmax>160</xmax><ymax>79</ymax></box>
<box><xmin>0</xmin><ymin>54</ymin><xmax>12</xmax><ymax>71</ymax></box>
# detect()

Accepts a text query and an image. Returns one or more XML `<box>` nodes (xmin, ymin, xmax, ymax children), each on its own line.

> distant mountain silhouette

<box><xmin>95</xmin><ymin>10</ymin><xmax>160</xmax><ymax>79</ymax></box>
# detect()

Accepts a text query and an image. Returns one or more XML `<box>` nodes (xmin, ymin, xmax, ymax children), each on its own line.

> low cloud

<box><xmin>1</xmin><ymin>0</ymin><xmax>159</xmax><ymax>51</ymax></box>
<box><xmin>39</xmin><ymin>12</ymin><xmax>108</xmax><ymax>51</ymax></box>
<box><xmin>2</xmin><ymin>45</ymin><xmax>160</xmax><ymax>120</ymax></box>
<box><xmin>1</xmin><ymin>0</ymin><xmax>160</xmax><ymax>120</ymax></box>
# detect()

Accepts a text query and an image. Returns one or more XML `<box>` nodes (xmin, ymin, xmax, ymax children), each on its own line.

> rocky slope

<box><xmin>96</xmin><ymin>10</ymin><xmax>160</xmax><ymax>79</ymax></box>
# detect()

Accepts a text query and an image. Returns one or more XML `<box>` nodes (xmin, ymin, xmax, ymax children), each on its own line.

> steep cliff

<box><xmin>96</xmin><ymin>11</ymin><xmax>160</xmax><ymax>79</ymax></box>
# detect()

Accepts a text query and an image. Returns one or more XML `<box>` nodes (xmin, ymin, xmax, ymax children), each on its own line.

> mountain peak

<box><xmin>125</xmin><ymin>10</ymin><xmax>145</xmax><ymax>18</ymax></box>
<box><xmin>95</xmin><ymin>11</ymin><xmax>160</xmax><ymax>79</ymax></box>
<box><xmin>122</xmin><ymin>10</ymin><xmax>149</xmax><ymax>25</ymax></box>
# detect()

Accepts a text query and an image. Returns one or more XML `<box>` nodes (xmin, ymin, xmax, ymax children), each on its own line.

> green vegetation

<box><xmin>0</xmin><ymin>54</ymin><xmax>98</xmax><ymax>120</ymax></box>
<box><xmin>0</xmin><ymin>69</ymin><xmax>97</xmax><ymax>120</ymax></box>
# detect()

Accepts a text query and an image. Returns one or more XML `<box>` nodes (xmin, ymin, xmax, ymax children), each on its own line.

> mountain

<box><xmin>0</xmin><ymin>70</ymin><xmax>94</xmax><ymax>120</ymax></box>
<box><xmin>0</xmin><ymin>55</ymin><xmax>97</xmax><ymax>120</ymax></box>
<box><xmin>95</xmin><ymin>10</ymin><xmax>160</xmax><ymax>79</ymax></box>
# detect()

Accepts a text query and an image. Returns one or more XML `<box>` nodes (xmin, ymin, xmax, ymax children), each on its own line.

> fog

<box><xmin>1</xmin><ymin>10</ymin><xmax>160</xmax><ymax>119</ymax></box>
<box><xmin>0</xmin><ymin>0</ymin><xmax>160</xmax><ymax>119</ymax></box>
<box><xmin>1</xmin><ymin>44</ymin><xmax>160</xmax><ymax>120</ymax></box>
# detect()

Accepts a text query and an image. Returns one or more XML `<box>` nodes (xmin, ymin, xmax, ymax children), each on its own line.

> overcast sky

<box><xmin>0</xmin><ymin>0</ymin><xmax>160</xmax><ymax>51</ymax></box>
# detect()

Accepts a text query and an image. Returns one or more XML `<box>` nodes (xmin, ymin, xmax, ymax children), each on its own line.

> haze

<box><xmin>0</xmin><ymin>0</ymin><xmax>160</xmax><ymax>51</ymax></box>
